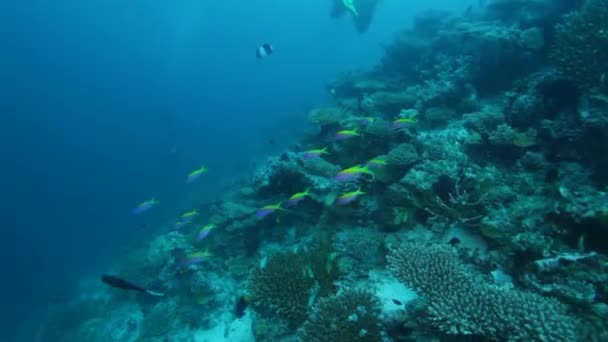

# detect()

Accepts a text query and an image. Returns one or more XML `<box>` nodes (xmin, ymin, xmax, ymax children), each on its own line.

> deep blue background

<box><xmin>0</xmin><ymin>0</ymin><xmax>464</xmax><ymax>339</ymax></box>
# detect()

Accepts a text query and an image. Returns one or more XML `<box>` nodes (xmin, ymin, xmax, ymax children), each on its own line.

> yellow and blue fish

<box><xmin>181</xmin><ymin>209</ymin><xmax>199</xmax><ymax>222</ymax></box>
<box><xmin>335</xmin><ymin>165</ymin><xmax>374</xmax><ymax>182</ymax></box>
<box><xmin>301</xmin><ymin>147</ymin><xmax>329</xmax><ymax>160</ymax></box>
<box><xmin>256</xmin><ymin>202</ymin><xmax>285</xmax><ymax>218</ymax></box>
<box><xmin>366</xmin><ymin>158</ymin><xmax>388</xmax><ymax>169</ymax></box>
<box><xmin>286</xmin><ymin>188</ymin><xmax>312</xmax><ymax>207</ymax></box>
<box><xmin>182</xmin><ymin>249</ymin><xmax>212</xmax><ymax>267</ymax></box>
<box><xmin>196</xmin><ymin>224</ymin><xmax>215</xmax><ymax>241</ymax></box>
<box><xmin>336</xmin><ymin>187</ymin><xmax>366</xmax><ymax>205</ymax></box>
<box><xmin>132</xmin><ymin>198</ymin><xmax>158</xmax><ymax>215</ymax></box>
<box><xmin>393</xmin><ymin>117</ymin><xmax>416</xmax><ymax>129</ymax></box>
<box><xmin>334</xmin><ymin>129</ymin><xmax>360</xmax><ymax>140</ymax></box>
<box><xmin>186</xmin><ymin>166</ymin><xmax>208</xmax><ymax>184</ymax></box>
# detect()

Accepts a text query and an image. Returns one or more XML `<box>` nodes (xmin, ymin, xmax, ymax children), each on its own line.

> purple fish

<box><xmin>335</xmin><ymin>188</ymin><xmax>365</xmax><ymax>205</ymax></box>
<box><xmin>182</xmin><ymin>250</ymin><xmax>212</xmax><ymax>267</ymax></box>
<box><xmin>255</xmin><ymin>209</ymin><xmax>274</xmax><ymax>218</ymax></box>
<box><xmin>174</xmin><ymin>220</ymin><xmax>188</xmax><ymax>230</ymax></box>
<box><xmin>336</xmin><ymin>196</ymin><xmax>358</xmax><ymax>205</ymax></box>
<box><xmin>196</xmin><ymin>225</ymin><xmax>215</xmax><ymax>241</ymax></box>
<box><xmin>182</xmin><ymin>256</ymin><xmax>205</xmax><ymax>267</ymax></box>
<box><xmin>285</xmin><ymin>198</ymin><xmax>302</xmax><ymax>207</ymax></box>
<box><xmin>255</xmin><ymin>203</ymin><xmax>283</xmax><ymax>218</ymax></box>
<box><xmin>334</xmin><ymin>173</ymin><xmax>359</xmax><ymax>182</ymax></box>
<box><xmin>393</xmin><ymin>118</ymin><xmax>416</xmax><ymax>129</ymax></box>
<box><xmin>186</xmin><ymin>166</ymin><xmax>208</xmax><ymax>184</ymax></box>
<box><xmin>301</xmin><ymin>148</ymin><xmax>328</xmax><ymax>160</ymax></box>
<box><xmin>132</xmin><ymin>198</ymin><xmax>158</xmax><ymax>215</ymax></box>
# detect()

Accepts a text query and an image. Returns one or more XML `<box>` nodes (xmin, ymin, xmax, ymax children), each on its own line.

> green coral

<box><xmin>551</xmin><ymin>0</ymin><xmax>608</xmax><ymax>92</ymax></box>
<box><xmin>247</xmin><ymin>245</ymin><xmax>339</xmax><ymax>329</ymax></box>
<box><xmin>299</xmin><ymin>290</ymin><xmax>382</xmax><ymax>342</ymax></box>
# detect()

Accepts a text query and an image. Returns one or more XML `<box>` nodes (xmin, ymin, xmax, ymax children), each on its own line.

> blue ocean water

<box><xmin>0</xmin><ymin>1</ymin><xmax>466</xmax><ymax>340</ymax></box>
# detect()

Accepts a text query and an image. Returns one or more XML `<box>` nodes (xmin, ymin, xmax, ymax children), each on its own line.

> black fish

<box><xmin>329</xmin><ymin>0</ymin><xmax>380</xmax><ymax>33</ymax></box>
<box><xmin>256</xmin><ymin>43</ymin><xmax>273</xmax><ymax>59</ymax></box>
<box><xmin>448</xmin><ymin>237</ymin><xmax>461</xmax><ymax>246</ymax></box>
<box><xmin>544</xmin><ymin>167</ymin><xmax>560</xmax><ymax>183</ymax></box>
<box><xmin>235</xmin><ymin>295</ymin><xmax>249</xmax><ymax>318</ymax></box>
<box><xmin>392</xmin><ymin>299</ymin><xmax>403</xmax><ymax>306</ymax></box>
<box><xmin>101</xmin><ymin>275</ymin><xmax>164</xmax><ymax>297</ymax></box>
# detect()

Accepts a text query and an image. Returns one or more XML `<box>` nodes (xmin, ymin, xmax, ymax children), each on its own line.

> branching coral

<box><xmin>299</xmin><ymin>290</ymin><xmax>382</xmax><ymax>342</ymax></box>
<box><xmin>248</xmin><ymin>245</ymin><xmax>339</xmax><ymax>329</ymax></box>
<box><xmin>387</xmin><ymin>242</ymin><xmax>577</xmax><ymax>341</ymax></box>
<box><xmin>421</xmin><ymin>174</ymin><xmax>491</xmax><ymax>229</ymax></box>
<box><xmin>551</xmin><ymin>0</ymin><xmax>608</xmax><ymax>93</ymax></box>
<box><xmin>248</xmin><ymin>251</ymin><xmax>315</xmax><ymax>329</ymax></box>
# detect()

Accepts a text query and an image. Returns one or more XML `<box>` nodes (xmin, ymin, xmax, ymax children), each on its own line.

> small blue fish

<box><xmin>196</xmin><ymin>224</ymin><xmax>215</xmax><ymax>241</ymax></box>
<box><xmin>186</xmin><ymin>166</ymin><xmax>208</xmax><ymax>184</ymax></box>
<box><xmin>132</xmin><ymin>198</ymin><xmax>158</xmax><ymax>215</ymax></box>
<box><xmin>182</xmin><ymin>250</ymin><xmax>212</xmax><ymax>267</ymax></box>
<box><xmin>174</xmin><ymin>220</ymin><xmax>189</xmax><ymax>230</ymax></box>
<box><xmin>255</xmin><ymin>203</ymin><xmax>284</xmax><ymax>218</ymax></box>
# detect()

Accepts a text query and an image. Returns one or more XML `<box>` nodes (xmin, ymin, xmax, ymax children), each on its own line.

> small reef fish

<box><xmin>101</xmin><ymin>275</ymin><xmax>164</xmax><ymax>297</ymax></box>
<box><xmin>342</xmin><ymin>0</ymin><xmax>359</xmax><ymax>16</ymax></box>
<box><xmin>186</xmin><ymin>166</ymin><xmax>208</xmax><ymax>184</ymax></box>
<box><xmin>393</xmin><ymin>117</ymin><xmax>416</xmax><ymax>129</ymax></box>
<box><xmin>181</xmin><ymin>209</ymin><xmax>199</xmax><ymax>221</ymax></box>
<box><xmin>183</xmin><ymin>250</ymin><xmax>212</xmax><ymax>267</ymax></box>
<box><xmin>334</xmin><ymin>165</ymin><xmax>374</xmax><ymax>182</ymax></box>
<box><xmin>366</xmin><ymin>158</ymin><xmax>388</xmax><ymax>169</ymax></box>
<box><xmin>174</xmin><ymin>220</ymin><xmax>189</xmax><ymax>230</ymax></box>
<box><xmin>301</xmin><ymin>147</ymin><xmax>329</xmax><ymax>160</ymax></box>
<box><xmin>360</xmin><ymin>117</ymin><xmax>375</xmax><ymax>126</ymax></box>
<box><xmin>256</xmin><ymin>203</ymin><xmax>285</xmax><ymax>218</ymax></box>
<box><xmin>336</xmin><ymin>187</ymin><xmax>366</xmax><ymax>205</ymax></box>
<box><xmin>256</xmin><ymin>43</ymin><xmax>274</xmax><ymax>59</ymax></box>
<box><xmin>235</xmin><ymin>295</ymin><xmax>250</xmax><ymax>319</ymax></box>
<box><xmin>334</xmin><ymin>129</ymin><xmax>360</xmax><ymax>140</ymax></box>
<box><xmin>196</xmin><ymin>224</ymin><xmax>215</xmax><ymax>242</ymax></box>
<box><xmin>286</xmin><ymin>188</ymin><xmax>312</xmax><ymax>207</ymax></box>
<box><xmin>132</xmin><ymin>198</ymin><xmax>158</xmax><ymax>215</ymax></box>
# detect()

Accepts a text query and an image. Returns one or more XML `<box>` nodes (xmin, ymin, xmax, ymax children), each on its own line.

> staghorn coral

<box><xmin>298</xmin><ymin>290</ymin><xmax>382</xmax><ymax>342</ymax></box>
<box><xmin>551</xmin><ymin>0</ymin><xmax>608</xmax><ymax>93</ymax></box>
<box><xmin>387</xmin><ymin>242</ymin><xmax>577</xmax><ymax>341</ymax></box>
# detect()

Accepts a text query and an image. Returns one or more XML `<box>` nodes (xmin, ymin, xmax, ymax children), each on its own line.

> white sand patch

<box><xmin>192</xmin><ymin>310</ymin><xmax>254</xmax><ymax>342</ymax></box>
<box><xmin>363</xmin><ymin>270</ymin><xmax>418</xmax><ymax>320</ymax></box>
